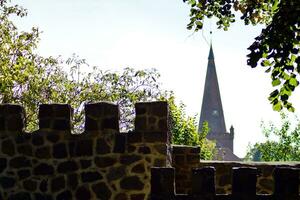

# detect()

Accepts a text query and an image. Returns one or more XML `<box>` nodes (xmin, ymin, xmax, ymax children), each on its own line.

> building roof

<box><xmin>199</xmin><ymin>45</ymin><xmax>226</xmax><ymax>135</ymax></box>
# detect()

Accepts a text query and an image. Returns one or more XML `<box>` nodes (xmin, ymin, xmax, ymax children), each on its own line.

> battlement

<box><xmin>0</xmin><ymin>101</ymin><xmax>169</xmax><ymax>135</ymax></box>
<box><xmin>151</xmin><ymin>166</ymin><xmax>300</xmax><ymax>200</ymax></box>
<box><xmin>0</xmin><ymin>101</ymin><xmax>171</xmax><ymax>200</ymax></box>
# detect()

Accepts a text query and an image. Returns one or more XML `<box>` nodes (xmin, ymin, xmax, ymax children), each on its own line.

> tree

<box><xmin>1</xmin><ymin>0</ymin><xmax>215</xmax><ymax>158</ymax></box>
<box><xmin>245</xmin><ymin>112</ymin><xmax>300</xmax><ymax>161</ymax></box>
<box><xmin>168</xmin><ymin>96</ymin><xmax>216</xmax><ymax>160</ymax></box>
<box><xmin>184</xmin><ymin>0</ymin><xmax>300</xmax><ymax>112</ymax></box>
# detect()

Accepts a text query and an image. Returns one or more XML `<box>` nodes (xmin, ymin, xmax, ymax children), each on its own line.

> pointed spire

<box><xmin>208</xmin><ymin>44</ymin><xmax>214</xmax><ymax>60</ymax></box>
<box><xmin>199</xmin><ymin>45</ymin><xmax>227</xmax><ymax>137</ymax></box>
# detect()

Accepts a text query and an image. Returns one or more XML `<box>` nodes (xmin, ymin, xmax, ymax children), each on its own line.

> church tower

<box><xmin>199</xmin><ymin>45</ymin><xmax>239</xmax><ymax>160</ymax></box>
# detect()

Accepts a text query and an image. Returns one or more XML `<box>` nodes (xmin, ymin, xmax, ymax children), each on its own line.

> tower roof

<box><xmin>199</xmin><ymin>45</ymin><xmax>226</xmax><ymax>135</ymax></box>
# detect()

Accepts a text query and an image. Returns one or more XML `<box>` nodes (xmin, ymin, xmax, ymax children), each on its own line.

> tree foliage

<box><xmin>184</xmin><ymin>0</ymin><xmax>300</xmax><ymax>112</ymax></box>
<box><xmin>245</xmin><ymin>113</ymin><xmax>300</xmax><ymax>161</ymax></box>
<box><xmin>0</xmin><ymin>0</ymin><xmax>215</xmax><ymax>159</ymax></box>
<box><xmin>169</xmin><ymin>97</ymin><xmax>216</xmax><ymax>160</ymax></box>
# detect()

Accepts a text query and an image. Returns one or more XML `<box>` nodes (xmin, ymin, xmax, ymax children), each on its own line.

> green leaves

<box><xmin>245</xmin><ymin>112</ymin><xmax>300</xmax><ymax>161</ymax></box>
<box><xmin>169</xmin><ymin>97</ymin><xmax>215</xmax><ymax>160</ymax></box>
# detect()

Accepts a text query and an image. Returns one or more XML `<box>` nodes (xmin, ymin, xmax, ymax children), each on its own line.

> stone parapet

<box><xmin>0</xmin><ymin>101</ymin><xmax>171</xmax><ymax>200</ymax></box>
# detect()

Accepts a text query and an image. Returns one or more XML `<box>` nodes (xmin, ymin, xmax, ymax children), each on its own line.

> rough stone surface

<box><xmin>92</xmin><ymin>182</ymin><xmax>112</xmax><ymax>200</ymax></box>
<box><xmin>120</xmin><ymin>176</ymin><xmax>144</xmax><ymax>190</ymax></box>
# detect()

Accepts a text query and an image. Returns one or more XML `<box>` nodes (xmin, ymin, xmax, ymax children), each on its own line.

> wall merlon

<box><xmin>39</xmin><ymin>104</ymin><xmax>72</xmax><ymax>132</ymax></box>
<box><xmin>0</xmin><ymin>104</ymin><xmax>25</xmax><ymax>134</ymax></box>
<box><xmin>85</xmin><ymin>102</ymin><xmax>119</xmax><ymax>133</ymax></box>
<box><xmin>135</xmin><ymin>101</ymin><xmax>169</xmax><ymax>133</ymax></box>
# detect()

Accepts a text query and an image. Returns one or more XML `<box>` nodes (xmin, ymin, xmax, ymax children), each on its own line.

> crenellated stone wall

<box><xmin>0</xmin><ymin>102</ymin><xmax>171</xmax><ymax>200</ymax></box>
<box><xmin>172</xmin><ymin>145</ymin><xmax>300</xmax><ymax>195</ymax></box>
<box><xmin>1</xmin><ymin>101</ymin><xmax>299</xmax><ymax>200</ymax></box>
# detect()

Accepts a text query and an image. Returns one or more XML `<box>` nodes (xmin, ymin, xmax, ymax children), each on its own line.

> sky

<box><xmin>12</xmin><ymin>0</ymin><xmax>300</xmax><ymax>157</ymax></box>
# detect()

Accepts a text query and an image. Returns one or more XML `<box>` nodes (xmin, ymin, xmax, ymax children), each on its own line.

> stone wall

<box><xmin>151</xmin><ymin>166</ymin><xmax>299</xmax><ymax>200</ymax></box>
<box><xmin>0</xmin><ymin>102</ymin><xmax>171</xmax><ymax>200</ymax></box>
<box><xmin>172</xmin><ymin>145</ymin><xmax>300</xmax><ymax>195</ymax></box>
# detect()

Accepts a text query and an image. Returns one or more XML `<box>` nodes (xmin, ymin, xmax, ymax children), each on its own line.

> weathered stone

<box><xmin>96</xmin><ymin>138</ymin><xmax>110</xmax><ymax>154</ymax></box>
<box><xmin>17</xmin><ymin>144</ymin><xmax>32</xmax><ymax>156</ymax></box>
<box><xmin>7</xmin><ymin>115</ymin><xmax>24</xmax><ymax>131</ymax></box>
<box><xmin>154</xmin><ymin>158</ymin><xmax>165</xmax><ymax>166</ymax></box>
<box><xmin>131</xmin><ymin>194</ymin><xmax>145</xmax><ymax>200</ymax></box>
<box><xmin>0</xmin><ymin>158</ymin><xmax>7</xmax><ymax>173</ymax></box>
<box><xmin>85</xmin><ymin>116</ymin><xmax>98</xmax><ymax>131</ymax></box>
<box><xmin>127</xmin><ymin>132</ymin><xmax>142</xmax><ymax>143</ymax></box>
<box><xmin>39</xmin><ymin>119</ymin><xmax>51</xmax><ymax>130</ymax></box>
<box><xmin>219</xmin><ymin>174</ymin><xmax>231</xmax><ymax>186</ymax></box>
<box><xmin>187</xmin><ymin>155</ymin><xmax>200</xmax><ymax>163</ymax></box>
<box><xmin>33</xmin><ymin>193</ymin><xmax>52</xmax><ymax>200</ymax></box>
<box><xmin>36</xmin><ymin>146</ymin><xmax>51</xmax><ymax>159</ymax></box>
<box><xmin>127</xmin><ymin>144</ymin><xmax>136</xmax><ymax>153</ymax></box>
<box><xmin>138</xmin><ymin>146</ymin><xmax>151</xmax><ymax>154</ymax></box>
<box><xmin>144</xmin><ymin>132</ymin><xmax>167</xmax><ymax>142</ymax></box>
<box><xmin>57</xmin><ymin>161</ymin><xmax>78</xmax><ymax>173</ymax></box>
<box><xmin>46</xmin><ymin>133</ymin><xmax>60</xmax><ymax>143</ymax></box>
<box><xmin>154</xmin><ymin>144</ymin><xmax>167</xmax><ymax>155</ymax></box>
<box><xmin>120</xmin><ymin>155</ymin><xmax>141</xmax><ymax>165</ymax></box>
<box><xmin>135</xmin><ymin>105</ymin><xmax>146</xmax><ymax>115</ymax></box>
<box><xmin>15</xmin><ymin>135</ymin><xmax>27</xmax><ymax>144</ymax></box>
<box><xmin>95</xmin><ymin>156</ymin><xmax>117</xmax><ymax>168</ymax></box>
<box><xmin>2</xmin><ymin>139</ymin><xmax>15</xmax><ymax>156</ymax></box>
<box><xmin>53</xmin><ymin>119</ymin><xmax>71</xmax><ymax>130</ymax></box>
<box><xmin>9</xmin><ymin>156</ymin><xmax>31</xmax><ymax>168</ymax></box>
<box><xmin>113</xmin><ymin>134</ymin><xmax>126</xmax><ymax>153</ymax></box>
<box><xmin>115</xmin><ymin>193</ymin><xmax>128</xmax><ymax>200</ymax></box>
<box><xmin>23</xmin><ymin>179</ymin><xmax>37</xmax><ymax>192</ymax></box>
<box><xmin>102</xmin><ymin>117</ymin><xmax>119</xmax><ymax>129</ymax></box>
<box><xmin>67</xmin><ymin>173</ymin><xmax>78</xmax><ymax>190</ymax></box>
<box><xmin>192</xmin><ymin>167</ymin><xmax>216</xmax><ymax>195</ymax></box>
<box><xmin>32</xmin><ymin>135</ymin><xmax>44</xmax><ymax>146</ymax></box>
<box><xmin>80</xmin><ymin>159</ymin><xmax>91</xmax><ymax>169</ymax></box>
<box><xmin>8</xmin><ymin>192</ymin><xmax>31</xmax><ymax>200</ymax></box>
<box><xmin>34</xmin><ymin>163</ymin><xmax>54</xmax><ymax>175</ymax></box>
<box><xmin>132</xmin><ymin>163</ymin><xmax>145</xmax><ymax>174</ymax></box>
<box><xmin>76</xmin><ymin>186</ymin><xmax>91</xmax><ymax>200</ymax></box>
<box><xmin>0</xmin><ymin>176</ymin><xmax>16</xmax><ymax>189</ymax></box>
<box><xmin>53</xmin><ymin>143</ymin><xmax>67</xmax><ymax>159</ymax></box>
<box><xmin>75</xmin><ymin>139</ymin><xmax>93</xmax><ymax>156</ymax></box>
<box><xmin>134</xmin><ymin>116</ymin><xmax>147</xmax><ymax>130</ymax></box>
<box><xmin>40</xmin><ymin>179</ymin><xmax>48</xmax><ymax>192</ymax></box>
<box><xmin>51</xmin><ymin>176</ymin><xmax>65</xmax><ymax>193</ymax></box>
<box><xmin>92</xmin><ymin>182</ymin><xmax>112</xmax><ymax>200</ymax></box>
<box><xmin>106</xmin><ymin>166</ymin><xmax>126</xmax><ymax>181</ymax></box>
<box><xmin>81</xmin><ymin>171</ymin><xmax>103</xmax><ymax>183</ymax></box>
<box><xmin>151</xmin><ymin>167</ymin><xmax>175</xmax><ymax>198</ymax></box>
<box><xmin>56</xmin><ymin>190</ymin><xmax>72</xmax><ymax>200</ymax></box>
<box><xmin>17</xmin><ymin>169</ymin><xmax>31</xmax><ymax>180</ymax></box>
<box><xmin>120</xmin><ymin>176</ymin><xmax>144</xmax><ymax>190</ymax></box>
<box><xmin>259</xmin><ymin>178</ymin><xmax>273</xmax><ymax>191</ymax></box>
<box><xmin>0</xmin><ymin>116</ymin><xmax>4</xmax><ymax>131</ymax></box>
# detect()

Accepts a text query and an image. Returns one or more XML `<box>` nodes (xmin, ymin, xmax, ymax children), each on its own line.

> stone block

<box><xmin>192</xmin><ymin>167</ymin><xmax>216</xmax><ymax>196</ymax></box>
<box><xmin>120</xmin><ymin>176</ymin><xmax>144</xmax><ymax>190</ymax></box>
<box><xmin>232</xmin><ymin>167</ymin><xmax>257</xmax><ymax>200</ymax></box>
<box><xmin>39</xmin><ymin>104</ymin><xmax>72</xmax><ymax>131</ymax></box>
<box><xmin>113</xmin><ymin>133</ymin><xmax>126</xmax><ymax>153</ymax></box>
<box><xmin>135</xmin><ymin>101</ymin><xmax>169</xmax><ymax>132</ymax></box>
<box><xmin>92</xmin><ymin>182</ymin><xmax>112</xmax><ymax>200</ymax></box>
<box><xmin>84</xmin><ymin>102</ymin><xmax>119</xmax><ymax>132</ymax></box>
<box><xmin>0</xmin><ymin>104</ymin><xmax>25</xmax><ymax>134</ymax></box>
<box><xmin>151</xmin><ymin>167</ymin><xmax>175</xmax><ymax>199</ymax></box>
<box><xmin>273</xmin><ymin>167</ymin><xmax>299</xmax><ymax>200</ymax></box>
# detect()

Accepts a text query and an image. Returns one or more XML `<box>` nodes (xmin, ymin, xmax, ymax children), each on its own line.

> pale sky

<box><xmin>13</xmin><ymin>0</ymin><xmax>300</xmax><ymax>157</ymax></box>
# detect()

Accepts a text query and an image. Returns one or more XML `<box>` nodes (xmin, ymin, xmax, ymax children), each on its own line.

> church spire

<box><xmin>199</xmin><ymin>45</ymin><xmax>226</xmax><ymax>136</ymax></box>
